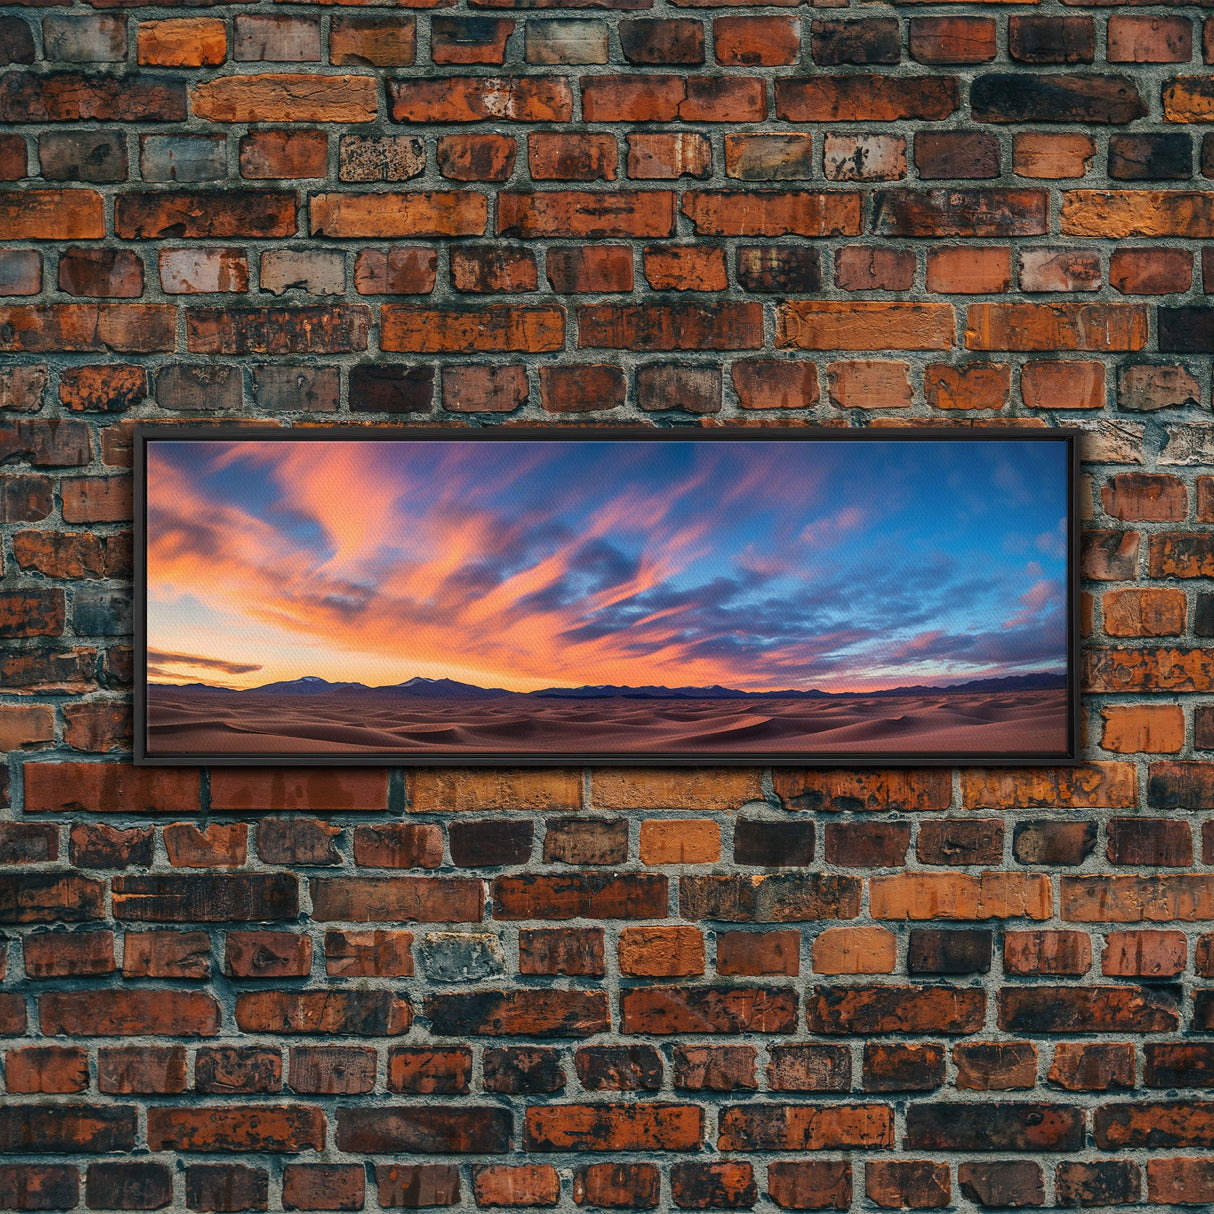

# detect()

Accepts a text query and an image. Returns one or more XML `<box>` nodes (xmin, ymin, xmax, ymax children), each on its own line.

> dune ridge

<box><xmin>146</xmin><ymin>686</ymin><xmax>1068</xmax><ymax>757</ymax></box>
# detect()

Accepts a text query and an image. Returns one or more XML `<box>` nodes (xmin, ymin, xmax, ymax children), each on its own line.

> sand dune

<box><xmin>146</xmin><ymin>686</ymin><xmax>1069</xmax><ymax>757</ymax></box>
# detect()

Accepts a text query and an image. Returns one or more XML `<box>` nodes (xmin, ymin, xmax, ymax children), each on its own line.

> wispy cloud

<box><xmin>146</xmin><ymin>438</ymin><xmax>1070</xmax><ymax>693</ymax></box>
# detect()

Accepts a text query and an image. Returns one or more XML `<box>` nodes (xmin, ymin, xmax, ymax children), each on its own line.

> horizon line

<box><xmin>148</xmin><ymin>669</ymin><xmax>1069</xmax><ymax>697</ymax></box>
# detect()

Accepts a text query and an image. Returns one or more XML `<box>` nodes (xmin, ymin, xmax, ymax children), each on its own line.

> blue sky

<box><xmin>146</xmin><ymin>436</ymin><xmax>1069</xmax><ymax>693</ymax></box>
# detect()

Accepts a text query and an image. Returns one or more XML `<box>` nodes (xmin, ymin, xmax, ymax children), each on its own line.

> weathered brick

<box><xmin>877</xmin><ymin>189</ymin><xmax>1047</xmax><ymax>238</ymax></box>
<box><xmin>0</xmin><ymin>71</ymin><xmax>185</xmax><ymax>123</ymax></box>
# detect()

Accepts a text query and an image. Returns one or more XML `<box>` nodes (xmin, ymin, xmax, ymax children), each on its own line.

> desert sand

<box><xmin>146</xmin><ymin>686</ymin><xmax>1068</xmax><ymax>757</ymax></box>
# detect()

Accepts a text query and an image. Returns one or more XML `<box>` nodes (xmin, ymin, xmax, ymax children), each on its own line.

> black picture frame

<box><xmin>134</xmin><ymin>424</ymin><xmax>1080</xmax><ymax>768</ymax></box>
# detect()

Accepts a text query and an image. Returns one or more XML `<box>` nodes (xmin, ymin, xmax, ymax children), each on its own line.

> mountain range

<box><xmin>154</xmin><ymin>671</ymin><xmax>1067</xmax><ymax>700</ymax></box>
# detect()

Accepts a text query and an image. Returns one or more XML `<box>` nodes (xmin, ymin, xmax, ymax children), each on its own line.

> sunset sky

<box><xmin>145</xmin><ymin>436</ymin><xmax>1070</xmax><ymax>695</ymax></box>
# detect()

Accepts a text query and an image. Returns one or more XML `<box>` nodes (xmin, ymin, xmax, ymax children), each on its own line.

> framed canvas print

<box><xmin>135</xmin><ymin>426</ymin><xmax>1078</xmax><ymax>766</ymax></box>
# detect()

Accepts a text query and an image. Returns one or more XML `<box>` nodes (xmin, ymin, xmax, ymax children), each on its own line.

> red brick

<box><xmin>325</xmin><ymin>929</ymin><xmax>414</xmax><ymax>978</ymax></box>
<box><xmin>620</xmin><ymin>19</ymin><xmax>703</xmax><ymax>66</ymax></box>
<box><xmin>390</xmin><ymin>76</ymin><xmax>571</xmax><ymax>123</ymax></box>
<box><xmin>573</xmin><ymin>1163</ymin><xmax>659</xmax><ymax>1209</ymax></box>
<box><xmin>776</xmin><ymin>76</ymin><xmax>956</xmax><ymax>122</ymax></box>
<box><xmin>1110</xmin><ymin>247</ymin><xmax>1192</xmax><ymax>295</ymax></box>
<box><xmin>381</xmin><ymin>304</ymin><xmax>563</xmax><ymax>353</ymax></box>
<box><xmin>185</xmin><ymin>1164</ymin><xmax>268</xmax><ymax>1212</ymax></box>
<box><xmin>827</xmin><ymin>360</ymin><xmax>912</xmax><ymax>409</ymax></box>
<box><xmin>23</xmin><ymin>762</ymin><xmax>197</xmax><ymax>814</ymax></box>
<box><xmin>41</xmin><ymin>989</ymin><xmax>220</xmax><ymax>1037</ymax></box>
<box><xmin>388</xmin><ymin>1047</ymin><xmax>471</xmax><ymax>1094</ymax></box>
<box><xmin>717</xmin><ymin>930</ymin><xmax>800</xmax><ymax>977</ymax></box>
<box><xmin>925</xmin><ymin>246</ymin><xmax>1010</xmax><ymax>295</ymax></box>
<box><xmin>117</xmin><ymin>191</ymin><xmax>295</xmax><ymax>239</ymax></box>
<box><xmin>432</xmin><ymin>16</ymin><xmax>510</xmax><ymax>65</ymax></box>
<box><xmin>353</xmin><ymin>246</ymin><xmax>436</xmax><ymax>296</ymax></box>
<box><xmin>1019</xmin><ymin>247</ymin><xmax>1101</xmax><ymax>293</ymax></box>
<box><xmin>138</xmin><ymin>18</ymin><xmax>227</xmax><ymax>66</ymax></box>
<box><xmin>1102</xmin><ymin>704</ymin><xmax>1185</xmax><ymax>755</ymax></box>
<box><xmin>925</xmin><ymin>362</ymin><xmax>1010</xmax><ymax>410</ymax></box>
<box><xmin>627</xmin><ymin>132</ymin><xmax>711</xmax><ymax>180</ymax></box>
<box><xmin>683</xmin><ymin>191</ymin><xmax>859</xmax><ymax>237</ymax></box>
<box><xmin>767</xmin><ymin>1162</ymin><xmax>851</xmax><ymax>1211</ymax></box>
<box><xmin>909</xmin><ymin>17</ymin><xmax>995</xmax><ymax>64</ymax></box>
<box><xmin>427</xmin><ymin>990</ymin><xmax>607</xmax><ymax>1038</ymax></box>
<box><xmin>97</xmin><ymin>1046</ymin><xmax>186</xmax><ymax>1095</ymax></box>
<box><xmin>579</xmin><ymin>302</ymin><xmax>760</xmax><ymax>351</ymax></box>
<box><xmin>58</xmin><ymin>248</ymin><xmax>143</xmax><ymax>299</ymax></box>
<box><xmin>768</xmin><ymin>1044</ymin><xmax>850</xmax><ymax>1093</ymax></box>
<box><xmin>288</xmin><ymin>1047</ymin><xmax>374</xmax><ymax>1096</ymax></box>
<box><xmin>193</xmin><ymin>73</ymin><xmax>374</xmax><ymax>123</ymax></box>
<box><xmin>149</xmin><ymin>1105</ymin><xmax>323</xmax><ymax>1153</ymax></box>
<box><xmin>0</xmin><ymin>190</ymin><xmax>100</xmax><ymax>242</ymax></box>
<box><xmin>865</xmin><ymin>1161</ymin><xmax>950</xmax><ymax>1210</ymax></box>
<box><xmin>539</xmin><ymin>364</ymin><xmax>625</xmax><ymax>412</ymax></box>
<box><xmin>835</xmin><ymin>247</ymin><xmax>915</xmax><ymax>292</ymax></box>
<box><xmin>226</xmin><ymin>931</ymin><xmax>313</xmax><ymax>979</ymax></box>
<box><xmin>714</xmin><ymin>16</ymin><xmax>799</xmax><ymax>65</ymax></box>
<box><xmin>236</xmin><ymin>990</ymin><xmax>410</xmax><ymax>1036</ymax></box>
<box><xmin>670</xmin><ymin>1162</ymin><xmax>756</xmax><ymax>1210</ymax></box>
<box><xmin>437</xmin><ymin>133</ymin><xmax>516</xmax><ymax>182</ymax></box>
<box><xmin>240</xmin><ymin>129</ymin><xmax>327</xmax><ymax>179</ymax></box>
<box><xmin>1147</xmin><ymin>1159</ymin><xmax>1214</xmax><ymax>1205</ymax></box>
<box><xmin>518</xmin><ymin>928</ymin><xmax>605</xmax><ymax>977</ymax></box>
<box><xmin>732</xmin><ymin>361</ymin><xmax>818</xmax><ymax>410</ymax></box>
<box><xmin>375</xmin><ymin>1164</ymin><xmax>460</xmax><ymax>1209</ymax></box>
<box><xmin>807</xmin><ymin>986</ymin><xmax>985</xmax><ymax>1035</ymax></box>
<box><xmin>719</xmin><ymin>1104</ymin><xmax>892</xmax><ymax>1152</ymax></box>
<box><xmin>528</xmin><ymin>131</ymin><xmax>616</xmax><ymax>181</ymax></box>
<box><xmin>1102</xmin><ymin>588</ymin><xmax>1187</xmax><ymax>637</ymax></box>
<box><xmin>0</xmin><ymin>305</ymin><xmax>174</xmax><ymax>354</ymax></box>
<box><xmin>23</xmin><ymin>929</ymin><xmax>115</xmax><ymax>977</ymax></box>
<box><xmin>282</xmin><ymin>1164</ymin><xmax>364</xmax><ymax>1212</ymax></box>
<box><xmin>780</xmin><ymin>302</ymin><xmax>953</xmax><ymax>351</ymax></box>
<box><xmin>1102</xmin><ymin>929</ymin><xmax>1186</xmax><ymax>977</ymax></box>
<box><xmin>583</xmin><ymin>74</ymin><xmax>764</xmax><ymax>123</ymax></box>
<box><xmin>5</xmin><ymin>1045</ymin><xmax>88</xmax><ymax>1094</ymax></box>
<box><xmin>196</xmin><ymin>1046</ymin><xmax>282</xmax><ymax>1095</ymax></box>
<box><xmin>329</xmin><ymin>15</ymin><xmax>416</xmax><ymax>66</ymax></box>
<box><xmin>474</xmin><ymin>1165</ymin><xmax>560</xmax><ymax>1209</ymax></box>
<box><xmin>209</xmin><ymin>768</ymin><xmax>387</xmax><ymax>812</ymax></box>
<box><xmin>124</xmin><ymin>929</ymin><xmax>210</xmax><ymax>979</ymax></box>
<box><xmin>527</xmin><ymin>1104</ymin><xmax>702</xmax><ymax>1152</ymax></box>
<box><xmin>643</xmin><ymin>245</ymin><xmax>727</xmax><ymax>292</ymax></box>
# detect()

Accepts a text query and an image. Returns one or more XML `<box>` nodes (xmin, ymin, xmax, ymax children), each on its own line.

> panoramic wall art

<box><xmin>135</xmin><ymin>427</ymin><xmax>1078</xmax><ymax>766</ymax></box>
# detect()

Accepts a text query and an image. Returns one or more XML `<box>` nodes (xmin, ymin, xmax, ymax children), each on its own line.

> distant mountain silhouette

<box><xmin>244</xmin><ymin>675</ymin><xmax>513</xmax><ymax>698</ymax></box>
<box><xmin>154</xmin><ymin>671</ymin><xmax>1066</xmax><ymax>699</ymax></box>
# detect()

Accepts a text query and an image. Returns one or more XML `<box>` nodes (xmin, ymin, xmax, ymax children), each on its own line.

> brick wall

<box><xmin>2</xmin><ymin>0</ymin><xmax>1214</xmax><ymax>1210</ymax></box>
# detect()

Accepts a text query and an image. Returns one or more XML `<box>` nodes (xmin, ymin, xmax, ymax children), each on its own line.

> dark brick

<box><xmin>337</xmin><ymin>1106</ymin><xmax>511</xmax><ymax>1154</ymax></box>
<box><xmin>483</xmin><ymin>1047</ymin><xmax>565</xmax><ymax>1094</ymax></box>
<box><xmin>1009</xmin><ymin>16</ymin><xmax>1095</xmax><ymax>64</ymax></box>
<box><xmin>863</xmin><ymin>1043</ymin><xmax>946</xmax><ymax>1093</ymax></box>
<box><xmin>733</xmin><ymin>819</ymin><xmax>814</xmax><ymax>867</ymax></box>
<box><xmin>1160</xmin><ymin>307</ymin><xmax>1214</xmax><ymax>353</ymax></box>
<box><xmin>184</xmin><ymin>1165</ymin><xmax>268</xmax><ymax>1213</ymax></box>
<box><xmin>1055</xmin><ymin>1160</ymin><xmax>1140</xmax><ymax>1207</ymax></box>
<box><xmin>576</xmin><ymin>1045</ymin><xmax>663</xmax><ymax>1092</ymax></box>
<box><xmin>811</xmin><ymin>19</ymin><xmax>899</xmax><ymax>66</ymax></box>
<box><xmin>1013</xmin><ymin>820</ymin><xmax>1097</xmax><ymax>865</ymax></box>
<box><xmin>1109</xmin><ymin>134</ymin><xmax>1192</xmax><ymax>181</ymax></box>
<box><xmin>348</xmin><ymin>364</ymin><xmax>434</xmax><ymax>413</ymax></box>
<box><xmin>907</xmin><ymin>929</ymin><xmax>992</xmax><ymax>975</ymax></box>
<box><xmin>958</xmin><ymin>1161</ymin><xmax>1044</xmax><ymax>1209</ymax></box>
<box><xmin>85</xmin><ymin>1163</ymin><xmax>172</xmax><ymax>1210</ymax></box>
<box><xmin>906</xmin><ymin>1104</ymin><xmax>1084</xmax><ymax>1152</ymax></box>
<box><xmin>971</xmin><ymin>75</ymin><xmax>1147</xmax><ymax>124</ymax></box>
<box><xmin>449</xmin><ymin>819</ymin><xmax>532</xmax><ymax>867</ymax></box>
<box><xmin>736</xmin><ymin>246</ymin><xmax>821</xmax><ymax>294</ymax></box>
